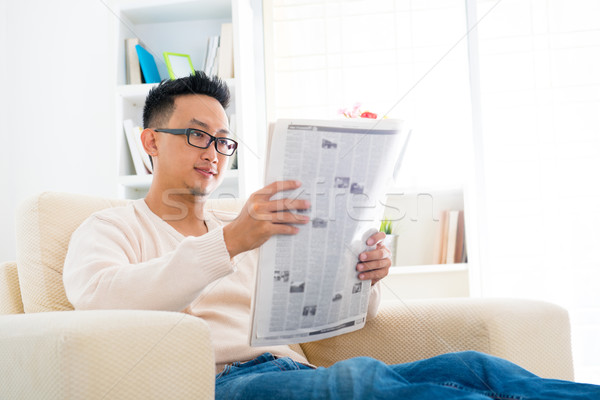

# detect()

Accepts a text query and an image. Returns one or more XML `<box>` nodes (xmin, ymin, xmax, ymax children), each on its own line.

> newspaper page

<box><xmin>250</xmin><ymin>118</ymin><xmax>406</xmax><ymax>346</ymax></box>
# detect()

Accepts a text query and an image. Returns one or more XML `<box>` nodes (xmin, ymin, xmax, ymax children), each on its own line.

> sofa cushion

<box><xmin>16</xmin><ymin>192</ymin><xmax>129</xmax><ymax>313</ymax></box>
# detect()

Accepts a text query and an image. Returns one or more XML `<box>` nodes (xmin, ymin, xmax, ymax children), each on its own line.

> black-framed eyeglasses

<box><xmin>155</xmin><ymin>128</ymin><xmax>238</xmax><ymax>156</ymax></box>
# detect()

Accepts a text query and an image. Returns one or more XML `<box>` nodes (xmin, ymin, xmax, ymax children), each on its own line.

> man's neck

<box><xmin>144</xmin><ymin>187</ymin><xmax>209</xmax><ymax>237</ymax></box>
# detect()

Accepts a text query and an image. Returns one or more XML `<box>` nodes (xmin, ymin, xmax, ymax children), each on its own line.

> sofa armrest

<box><xmin>0</xmin><ymin>261</ymin><xmax>23</xmax><ymax>315</ymax></box>
<box><xmin>0</xmin><ymin>310</ymin><xmax>215</xmax><ymax>399</ymax></box>
<box><xmin>300</xmin><ymin>298</ymin><xmax>574</xmax><ymax>381</ymax></box>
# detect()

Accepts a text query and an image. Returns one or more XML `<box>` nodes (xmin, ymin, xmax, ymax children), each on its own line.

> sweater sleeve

<box><xmin>63</xmin><ymin>214</ymin><xmax>235</xmax><ymax>312</ymax></box>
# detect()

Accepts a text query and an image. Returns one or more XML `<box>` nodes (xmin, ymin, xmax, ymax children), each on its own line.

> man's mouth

<box><xmin>195</xmin><ymin>167</ymin><xmax>217</xmax><ymax>177</ymax></box>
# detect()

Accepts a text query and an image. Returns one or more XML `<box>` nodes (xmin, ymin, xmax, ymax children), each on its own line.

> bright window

<box><xmin>266</xmin><ymin>0</ymin><xmax>472</xmax><ymax>190</ymax></box>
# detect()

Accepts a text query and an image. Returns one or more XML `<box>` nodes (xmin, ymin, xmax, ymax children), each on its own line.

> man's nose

<box><xmin>201</xmin><ymin>142</ymin><xmax>219</xmax><ymax>162</ymax></box>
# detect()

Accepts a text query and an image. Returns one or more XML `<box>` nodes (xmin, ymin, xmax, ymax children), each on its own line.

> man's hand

<box><xmin>356</xmin><ymin>231</ymin><xmax>392</xmax><ymax>285</ymax></box>
<box><xmin>223</xmin><ymin>180</ymin><xmax>310</xmax><ymax>258</ymax></box>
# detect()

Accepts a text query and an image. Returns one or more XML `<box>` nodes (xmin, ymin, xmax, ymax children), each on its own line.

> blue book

<box><xmin>135</xmin><ymin>44</ymin><xmax>161</xmax><ymax>83</ymax></box>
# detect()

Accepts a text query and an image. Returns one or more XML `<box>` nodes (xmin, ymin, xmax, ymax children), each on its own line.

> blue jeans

<box><xmin>215</xmin><ymin>351</ymin><xmax>600</xmax><ymax>399</ymax></box>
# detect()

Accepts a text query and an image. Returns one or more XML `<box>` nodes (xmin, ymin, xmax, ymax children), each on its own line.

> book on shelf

<box><xmin>125</xmin><ymin>38</ymin><xmax>143</xmax><ymax>85</ymax></box>
<box><xmin>203</xmin><ymin>35</ymin><xmax>220</xmax><ymax>77</ymax></box>
<box><xmin>435</xmin><ymin>209</ymin><xmax>466</xmax><ymax>264</ymax></box>
<box><xmin>123</xmin><ymin>119</ymin><xmax>152</xmax><ymax>175</ymax></box>
<box><xmin>228</xmin><ymin>113</ymin><xmax>238</xmax><ymax>169</ymax></box>
<box><xmin>218</xmin><ymin>23</ymin><xmax>234</xmax><ymax>79</ymax></box>
<box><xmin>135</xmin><ymin>44</ymin><xmax>161</xmax><ymax>84</ymax></box>
<box><xmin>445</xmin><ymin>210</ymin><xmax>459</xmax><ymax>264</ymax></box>
<box><xmin>203</xmin><ymin>22</ymin><xmax>235</xmax><ymax>79</ymax></box>
<box><xmin>455</xmin><ymin>210</ymin><xmax>467</xmax><ymax>263</ymax></box>
<box><xmin>434</xmin><ymin>210</ymin><xmax>447</xmax><ymax>264</ymax></box>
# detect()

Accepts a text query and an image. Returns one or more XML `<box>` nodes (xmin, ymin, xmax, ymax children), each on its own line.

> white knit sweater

<box><xmin>63</xmin><ymin>199</ymin><xmax>381</xmax><ymax>372</ymax></box>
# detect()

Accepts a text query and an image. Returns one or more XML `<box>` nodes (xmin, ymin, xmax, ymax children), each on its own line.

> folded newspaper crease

<box><xmin>250</xmin><ymin>118</ymin><xmax>406</xmax><ymax>346</ymax></box>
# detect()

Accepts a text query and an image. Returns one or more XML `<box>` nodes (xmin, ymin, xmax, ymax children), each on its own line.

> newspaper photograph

<box><xmin>250</xmin><ymin>118</ymin><xmax>406</xmax><ymax>346</ymax></box>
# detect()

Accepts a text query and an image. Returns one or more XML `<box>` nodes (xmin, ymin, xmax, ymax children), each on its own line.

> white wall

<box><xmin>0</xmin><ymin>1</ymin><xmax>12</xmax><ymax>261</ymax></box>
<box><xmin>0</xmin><ymin>0</ymin><xmax>118</xmax><ymax>261</ymax></box>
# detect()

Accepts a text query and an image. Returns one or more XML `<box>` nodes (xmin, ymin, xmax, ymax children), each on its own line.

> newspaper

<box><xmin>250</xmin><ymin>118</ymin><xmax>406</xmax><ymax>346</ymax></box>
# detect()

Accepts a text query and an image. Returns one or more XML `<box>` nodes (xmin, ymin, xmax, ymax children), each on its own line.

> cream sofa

<box><xmin>0</xmin><ymin>192</ymin><xmax>575</xmax><ymax>399</ymax></box>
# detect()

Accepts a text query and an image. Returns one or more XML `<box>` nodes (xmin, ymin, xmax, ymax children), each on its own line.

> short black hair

<box><xmin>143</xmin><ymin>71</ymin><xmax>231</xmax><ymax>129</ymax></box>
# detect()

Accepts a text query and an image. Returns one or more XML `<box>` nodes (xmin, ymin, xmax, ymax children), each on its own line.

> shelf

<box><xmin>382</xmin><ymin>263</ymin><xmax>470</xmax><ymax>300</ymax></box>
<box><xmin>385</xmin><ymin>184</ymin><xmax>465</xmax><ymax>195</ymax></box>
<box><xmin>389</xmin><ymin>263</ymin><xmax>468</xmax><ymax>275</ymax></box>
<box><xmin>118</xmin><ymin>0</ymin><xmax>232</xmax><ymax>24</ymax></box>
<box><xmin>117</xmin><ymin>79</ymin><xmax>234</xmax><ymax>101</ymax></box>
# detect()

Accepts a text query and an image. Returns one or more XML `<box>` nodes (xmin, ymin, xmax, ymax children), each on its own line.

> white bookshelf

<box><xmin>382</xmin><ymin>187</ymin><xmax>465</xmax><ymax>264</ymax></box>
<box><xmin>380</xmin><ymin>187</ymin><xmax>473</xmax><ymax>299</ymax></box>
<box><xmin>114</xmin><ymin>0</ymin><xmax>263</xmax><ymax>200</ymax></box>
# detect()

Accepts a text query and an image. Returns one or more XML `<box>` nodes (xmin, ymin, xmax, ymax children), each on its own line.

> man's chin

<box><xmin>190</xmin><ymin>181</ymin><xmax>222</xmax><ymax>198</ymax></box>
<box><xmin>189</xmin><ymin>175</ymin><xmax>224</xmax><ymax>197</ymax></box>
<box><xmin>189</xmin><ymin>187</ymin><xmax>211</xmax><ymax>197</ymax></box>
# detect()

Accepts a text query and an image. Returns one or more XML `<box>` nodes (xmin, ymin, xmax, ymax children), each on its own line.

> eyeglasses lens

<box><xmin>188</xmin><ymin>130</ymin><xmax>237</xmax><ymax>155</ymax></box>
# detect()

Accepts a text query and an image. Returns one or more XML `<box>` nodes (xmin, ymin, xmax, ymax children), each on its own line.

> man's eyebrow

<box><xmin>189</xmin><ymin>118</ymin><xmax>231</xmax><ymax>135</ymax></box>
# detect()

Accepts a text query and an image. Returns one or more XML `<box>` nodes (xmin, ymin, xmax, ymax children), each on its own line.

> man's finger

<box><xmin>255</xmin><ymin>180</ymin><xmax>302</xmax><ymax>197</ymax></box>
<box><xmin>264</xmin><ymin>198</ymin><xmax>311</xmax><ymax>213</ymax></box>
<box><xmin>272</xmin><ymin>211</ymin><xmax>311</xmax><ymax>224</ymax></box>
<box><xmin>359</xmin><ymin>247</ymin><xmax>390</xmax><ymax>262</ymax></box>
<box><xmin>358</xmin><ymin>265</ymin><xmax>390</xmax><ymax>282</ymax></box>
<box><xmin>366</xmin><ymin>231</ymin><xmax>386</xmax><ymax>246</ymax></box>
<box><xmin>357</xmin><ymin>258</ymin><xmax>391</xmax><ymax>273</ymax></box>
<box><xmin>271</xmin><ymin>223</ymin><xmax>301</xmax><ymax>235</ymax></box>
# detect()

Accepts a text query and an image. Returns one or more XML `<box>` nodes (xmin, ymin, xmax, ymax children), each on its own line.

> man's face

<box><xmin>155</xmin><ymin>94</ymin><xmax>231</xmax><ymax>197</ymax></box>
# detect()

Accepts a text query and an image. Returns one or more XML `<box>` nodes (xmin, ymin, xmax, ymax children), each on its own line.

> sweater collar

<box><xmin>134</xmin><ymin>198</ymin><xmax>219</xmax><ymax>238</ymax></box>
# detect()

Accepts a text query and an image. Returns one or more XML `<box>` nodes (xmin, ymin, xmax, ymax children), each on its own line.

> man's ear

<box><xmin>141</xmin><ymin>128</ymin><xmax>158</xmax><ymax>156</ymax></box>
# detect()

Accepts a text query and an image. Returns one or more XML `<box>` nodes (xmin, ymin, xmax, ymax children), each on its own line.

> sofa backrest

<box><xmin>15</xmin><ymin>192</ymin><xmax>244</xmax><ymax>313</ymax></box>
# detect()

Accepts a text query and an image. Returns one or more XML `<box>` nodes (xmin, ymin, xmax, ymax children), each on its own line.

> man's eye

<box><xmin>218</xmin><ymin>139</ymin><xmax>235</xmax><ymax>149</ymax></box>
<box><xmin>191</xmin><ymin>130</ymin><xmax>205</xmax><ymax>138</ymax></box>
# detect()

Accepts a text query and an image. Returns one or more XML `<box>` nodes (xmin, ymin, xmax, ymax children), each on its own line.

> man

<box><xmin>64</xmin><ymin>72</ymin><xmax>600</xmax><ymax>399</ymax></box>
